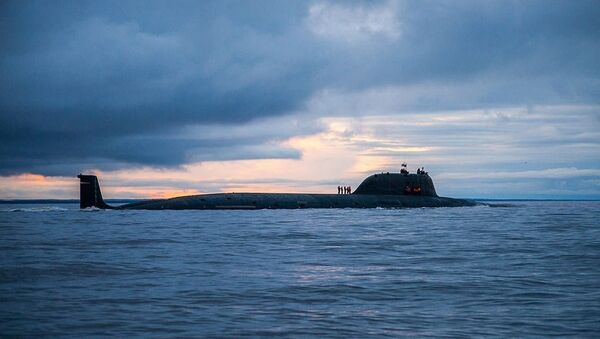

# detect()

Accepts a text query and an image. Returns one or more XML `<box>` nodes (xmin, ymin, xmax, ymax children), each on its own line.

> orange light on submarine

<box><xmin>404</xmin><ymin>186</ymin><xmax>422</xmax><ymax>194</ymax></box>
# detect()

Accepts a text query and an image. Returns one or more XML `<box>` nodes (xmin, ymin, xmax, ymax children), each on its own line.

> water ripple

<box><xmin>1</xmin><ymin>201</ymin><xmax>599</xmax><ymax>337</ymax></box>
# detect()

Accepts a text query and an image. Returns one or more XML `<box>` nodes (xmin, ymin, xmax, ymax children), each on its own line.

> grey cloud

<box><xmin>0</xmin><ymin>118</ymin><xmax>314</xmax><ymax>175</ymax></box>
<box><xmin>1</xmin><ymin>0</ymin><xmax>599</xmax><ymax>175</ymax></box>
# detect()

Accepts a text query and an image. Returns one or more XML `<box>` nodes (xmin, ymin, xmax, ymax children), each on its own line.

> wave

<box><xmin>80</xmin><ymin>206</ymin><xmax>103</xmax><ymax>212</ymax></box>
<box><xmin>3</xmin><ymin>206</ymin><xmax>69</xmax><ymax>212</ymax></box>
<box><xmin>485</xmin><ymin>203</ymin><xmax>519</xmax><ymax>208</ymax></box>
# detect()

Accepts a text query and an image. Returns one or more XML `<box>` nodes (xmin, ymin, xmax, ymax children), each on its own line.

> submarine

<box><xmin>77</xmin><ymin>172</ymin><xmax>477</xmax><ymax>210</ymax></box>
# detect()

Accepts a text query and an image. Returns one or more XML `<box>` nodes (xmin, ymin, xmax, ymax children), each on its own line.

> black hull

<box><xmin>117</xmin><ymin>193</ymin><xmax>477</xmax><ymax>210</ymax></box>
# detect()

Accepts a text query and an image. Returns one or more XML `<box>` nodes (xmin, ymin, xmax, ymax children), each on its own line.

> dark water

<box><xmin>1</xmin><ymin>202</ymin><xmax>599</xmax><ymax>337</ymax></box>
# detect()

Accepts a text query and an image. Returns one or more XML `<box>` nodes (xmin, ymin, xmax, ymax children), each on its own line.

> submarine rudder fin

<box><xmin>77</xmin><ymin>174</ymin><xmax>114</xmax><ymax>209</ymax></box>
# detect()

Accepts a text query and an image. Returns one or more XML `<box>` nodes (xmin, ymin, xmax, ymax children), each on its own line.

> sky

<box><xmin>1</xmin><ymin>0</ymin><xmax>599</xmax><ymax>200</ymax></box>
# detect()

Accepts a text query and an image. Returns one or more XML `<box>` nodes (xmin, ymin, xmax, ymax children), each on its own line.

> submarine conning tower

<box><xmin>353</xmin><ymin>172</ymin><xmax>438</xmax><ymax>197</ymax></box>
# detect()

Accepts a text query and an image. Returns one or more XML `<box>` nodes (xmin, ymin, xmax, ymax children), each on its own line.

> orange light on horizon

<box><xmin>0</xmin><ymin>173</ymin><xmax>77</xmax><ymax>199</ymax></box>
<box><xmin>108</xmin><ymin>187</ymin><xmax>203</xmax><ymax>199</ymax></box>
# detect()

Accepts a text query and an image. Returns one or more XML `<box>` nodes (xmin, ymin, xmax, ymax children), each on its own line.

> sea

<box><xmin>1</xmin><ymin>201</ymin><xmax>599</xmax><ymax>337</ymax></box>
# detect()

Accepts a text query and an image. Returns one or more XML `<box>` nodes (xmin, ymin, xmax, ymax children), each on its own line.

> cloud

<box><xmin>438</xmin><ymin>168</ymin><xmax>600</xmax><ymax>180</ymax></box>
<box><xmin>0</xmin><ymin>113</ymin><xmax>322</xmax><ymax>175</ymax></box>
<box><xmin>306</xmin><ymin>1</ymin><xmax>400</xmax><ymax>44</ymax></box>
<box><xmin>3</xmin><ymin>104</ymin><xmax>599</xmax><ymax>199</ymax></box>
<box><xmin>0</xmin><ymin>1</ymin><xmax>321</xmax><ymax>174</ymax></box>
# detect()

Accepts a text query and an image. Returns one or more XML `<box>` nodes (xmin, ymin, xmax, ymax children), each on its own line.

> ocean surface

<box><xmin>1</xmin><ymin>201</ymin><xmax>599</xmax><ymax>337</ymax></box>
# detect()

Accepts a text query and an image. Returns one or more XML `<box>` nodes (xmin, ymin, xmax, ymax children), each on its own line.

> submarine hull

<box><xmin>78</xmin><ymin>172</ymin><xmax>478</xmax><ymax>210</ymax></box>
<box><xmin>116</xmin><ymin>193</ymin><xmax>477</xmax><ymax>210</ymax></box>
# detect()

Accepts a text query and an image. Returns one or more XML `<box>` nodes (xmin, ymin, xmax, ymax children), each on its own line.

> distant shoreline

<box><xmin>1</xmin><ymin>198</ymin><xmax>599</xmax><ymax>204</ymax></box>
<box><xmin>0</xmin><ymin>199</ymin><xmax>141</xmax><ymax>204</ymax></box>
<box><xmin>471</xmin><ymin>198</ymin><xmax>600</xmax><ymax>202</ymax></box>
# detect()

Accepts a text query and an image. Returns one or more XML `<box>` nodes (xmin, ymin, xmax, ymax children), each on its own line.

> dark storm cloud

<box><xmin>1</xmin><ymin>0</ymin><xmax>599</xmax><ymax>175</ymax></box>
